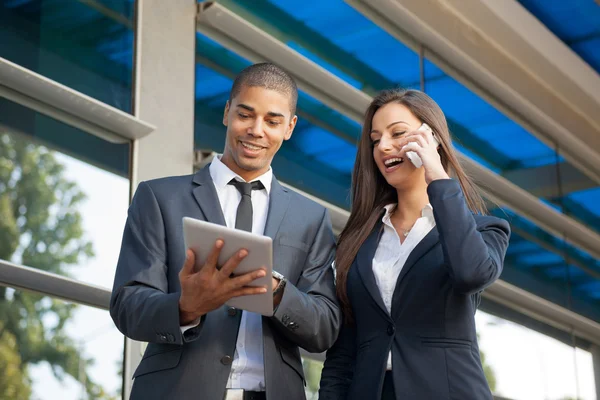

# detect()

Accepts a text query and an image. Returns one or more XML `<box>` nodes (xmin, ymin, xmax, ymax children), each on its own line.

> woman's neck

<box><xmin>393</xmin><ymin>186</ymin><xmax>429</xmax><ymax>222</ymax></box>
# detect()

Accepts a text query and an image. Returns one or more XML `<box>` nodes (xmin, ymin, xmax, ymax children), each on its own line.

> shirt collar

<box><xmin>209</xmin><ymin>154</ymin><xmax>272</xmax><ymax>194</ymax></box>
<box><xmin>382</xmin><ymin>203</ymin><xmax>434</xmax><ymax>224</ymax></box>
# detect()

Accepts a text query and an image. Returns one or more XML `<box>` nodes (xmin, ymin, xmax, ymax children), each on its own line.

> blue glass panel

<box><xmin>0</xmin><ymin>97</ymin><xmax>130</xmax><ymax>177</ymax></box>
<box><xmin>484</xmin><ymin>207</ymin><xmax>600</xmax><ymax>319</ymax></box>
<box><xmin>287</xmin><ymin>41</ymin><xmax>363</xmax><ymax>90</ymax></box>
<box><xmin>290</xmin><ymin>121</ymin><xmax>357</xmax><ymax>175</ymax></box>
<box><xmin>577</xmin><ymin>281</ymin><xmax>600</xmax><ymax>299</ymax></box>
<box><xmin>502</xmin><ymin>227</ymin><xmax>600</xmax><ymax>321</ymax></box>
<box><xmin>196</xmin><ymin>64</ymin><xmax>235</xmax><ymax>101</ymax></box>
<box><xmin>202</xmin><ymin>0</ymin><xmax>600</xmax><ymax>321</ymax></box>
<box><xmin>539</xmin><ymin>198</ymin><xmax>562</xmax><ymax>213</ymax></box>
<box><xmin>569</xmin><ymin>187</ymin><xmax>600</xmax><ymax>217</ymax></box>
<box><xmin>519</xmin><ymin>252</ymin><xmax>563</xmax><ymax>266</ymax></box>
<box><xmin>230</xmin><ymin>0</ymin><xmax>576</xmax><ymax>176</ymax></box>
<box><xmin>424</xmin><ymin>60</ymin><xmax>561</xmax><ymax>170</ymax></box>
<box><xmin>453</xmin><ymin>143</ymin><xmax>497</xmax><ymax>172</ymax></box>
<box><xmin>517</xmin><ymin>0</ymin><xmax>600</xmax><ymax>74</ymax></box>
<box><xmin>517</xmin><ymin>0</ymin><xmax>600</xmax><ymax>42</ymax></box>
<box><xmin>265</xmin><ymin>0</ymin><xmax>422</xmax><ymax>86</ymax></box>
<box><xmin>195</xmin><ymin>32</ymin><xmax>362</xmax><ymax>144</ymax></box>
<box><xmin>547</xmin><ymin>266</ymin><xmax>587</xmax><ymax>281</ymax></box>
<box><xmin>0</xmin><ymin>0</ymin><xmax>134</xmax><ymax>112</ymax></box>
<box><xmin>503</xmin><ymin>238</ymin><xmax>539</xmax><ymax>253</ymax></box>
<box><xmin>571</xmin><ymin>37</ymin><xmax>600</xmax><ymax>72</ymax></box>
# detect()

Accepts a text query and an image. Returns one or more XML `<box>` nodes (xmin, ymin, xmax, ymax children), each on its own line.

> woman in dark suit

<box><xmin>319</xmin><ymin>89</ymin><xmax>510</xmax><ymax>400</ymax></box>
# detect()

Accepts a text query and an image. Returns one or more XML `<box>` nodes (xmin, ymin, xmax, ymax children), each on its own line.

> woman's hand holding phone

<box><xmin>399</xmin><ymin>123</ymin><xmax>450</xmax><ymax>184</ymax></box>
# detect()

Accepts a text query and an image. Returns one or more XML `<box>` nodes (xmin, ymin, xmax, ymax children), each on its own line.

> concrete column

<box><xmin>124</xmin><ymin>0</ymin><xmax>197</xmax><ymax>398</ymax></box>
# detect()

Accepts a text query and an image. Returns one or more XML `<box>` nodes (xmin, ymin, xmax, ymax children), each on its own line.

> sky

<box><xmin>22</xmin><ymin>149</ymin><xmax>598</xmax><ymax>400</ymax></box>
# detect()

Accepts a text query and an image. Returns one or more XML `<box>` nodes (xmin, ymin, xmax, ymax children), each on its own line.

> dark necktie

<box><xmin>228</xmin><ymin>179</ymin><xmax>265</xmax><ymax>232</ymax></box>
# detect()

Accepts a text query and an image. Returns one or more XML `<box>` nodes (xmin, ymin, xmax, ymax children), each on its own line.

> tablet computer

<box><xmin>182</xmin><ymin>217</ymin><xmax>274</xmax><ymax>316</ymax></box>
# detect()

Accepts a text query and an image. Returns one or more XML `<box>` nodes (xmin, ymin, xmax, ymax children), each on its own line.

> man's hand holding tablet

<box><xmin>180</xmin><ymin>217</ymin><xmax>275</xmax><ymax>322</ymax></box>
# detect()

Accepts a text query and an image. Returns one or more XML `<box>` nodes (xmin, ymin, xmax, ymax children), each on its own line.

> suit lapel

<box><xmin>191</xmin><ymin>165</ymin><xmax>227</xmax><ymax>226</ymax></box>
<box><xmin>391</xmin><ymin>227</ymin><xmax>439</xmax><ymax>319</ymax></box>
<box><xmin>356</xmin><ymin>222</ymin><xmax>390</xmax><ymax>319</ymax></box>
<box><xmin>263</xmin><ymin>178</ymin><xmax>290</xmax><ymax>240</ymax></box>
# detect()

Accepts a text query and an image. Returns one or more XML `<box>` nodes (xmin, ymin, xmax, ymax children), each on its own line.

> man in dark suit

<box><xmin>110</xmin><ymin>63</ymin><xmax>341</xmax><ymax>400</ymax></box>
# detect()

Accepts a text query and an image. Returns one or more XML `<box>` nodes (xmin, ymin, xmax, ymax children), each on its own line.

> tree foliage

<box><xmin>0</xmin><ymin>130</ymin><xmax>114</xmax><ymax>399</ymax></box>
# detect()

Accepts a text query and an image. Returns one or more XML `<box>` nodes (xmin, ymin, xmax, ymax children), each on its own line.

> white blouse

<box><xmin>372</xmin><ymin>203</ymin><xmax>436</xmax><ymax>370</ymax></box>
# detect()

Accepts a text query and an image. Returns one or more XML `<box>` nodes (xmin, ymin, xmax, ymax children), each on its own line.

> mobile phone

<box><xmin>404</xmin><ymin>123</ymin><xmax>440</xmax><ymax>168</ymax></box>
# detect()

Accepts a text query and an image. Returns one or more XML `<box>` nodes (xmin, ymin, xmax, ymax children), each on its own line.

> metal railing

<box><xmin>0</xmin><ymin>259</ymin><xmax>111</xmax><ymax>310</ymax></box>
<box><xmin>0</xmin><ymin>258</ymin><xmax>595</xmax><ymax>398</ymax></box>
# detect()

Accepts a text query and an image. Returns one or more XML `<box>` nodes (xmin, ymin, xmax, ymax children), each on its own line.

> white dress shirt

<box><xmin>372</xmin><ymin>203</ymin><xmax>436</xmax><ymax>370</ymax></box>
<box><xmin>182</xmin><ymin>155</ymin><xmax>271</xmax><ymax>391</ymax></box>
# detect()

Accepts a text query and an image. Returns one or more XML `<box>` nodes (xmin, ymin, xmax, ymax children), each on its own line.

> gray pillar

<box><xmin>124</xmin><ymin>0</ymin><xmax>196</xmax><ymax>398</ymax></box>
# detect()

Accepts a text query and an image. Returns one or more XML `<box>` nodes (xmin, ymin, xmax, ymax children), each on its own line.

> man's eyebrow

<box><xmin>237</xmin><ymin>104</ymin><xmax>254</xmax><ymax>112</ymax></box>
<box><xmin>237</xmin><ymin>104</ymin><xmax>285</xmax><ymax>118</ymax></box>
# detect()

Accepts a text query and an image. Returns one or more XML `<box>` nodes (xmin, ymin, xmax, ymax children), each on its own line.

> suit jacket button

<box><xmin>227</xmin><ymin>307</ymin><xmax>237</xmax><ymax>316</ymax></box>
<box><xmin>221</xmin><ymin>355</ymin><xmax>233</xmax><ymax>365</ymax></box>
<box><xmin>387</xmin><ymin>324</ymin><xmax>395</xmax><ymax>336</ymax></box>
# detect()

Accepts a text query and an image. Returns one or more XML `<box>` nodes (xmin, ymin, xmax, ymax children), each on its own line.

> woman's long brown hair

<box><xmin>336</xmin><ymin>89</ymin><xmax>487</xmax><ymax>322</ymax></box>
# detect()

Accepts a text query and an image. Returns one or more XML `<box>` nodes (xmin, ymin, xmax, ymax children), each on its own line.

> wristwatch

<box><xmin>272</xmin><ymin>270</ymin><xmax>287</xmax><ymax>296</ymax></box>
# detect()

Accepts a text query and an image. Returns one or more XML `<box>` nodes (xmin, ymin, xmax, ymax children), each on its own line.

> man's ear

<box><xmin>284</xmin><ymin>115</ymin><xmax>298</xmax><ymax>140</ymax></box>
<box><xmin>223</xmin><ymin>100</ymin><xmax>230</xmax><ymax>126</ymax></box>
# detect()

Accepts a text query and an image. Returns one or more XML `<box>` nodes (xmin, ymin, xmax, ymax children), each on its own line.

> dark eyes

<box><xmin>238</xmin><ymin>113</ymin><xmax>281</xmax><ymax>126</ymax></box>
<box><xmin>371</xmin><ymin>131</ymin><xmax>405</xmax><ymax>146</ymax></box>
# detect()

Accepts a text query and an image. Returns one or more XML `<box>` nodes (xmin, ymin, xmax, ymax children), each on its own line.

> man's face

<box><xmin>221</xmin><ymin>85</ymin><xmax>297</xmax><ymax>181</ymax></box>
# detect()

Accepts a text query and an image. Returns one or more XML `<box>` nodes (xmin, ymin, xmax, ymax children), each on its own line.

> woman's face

<box><xmin>370</xmin><ymin>102</ymin><xmax>425</xmax><ymax>189</ymax></box>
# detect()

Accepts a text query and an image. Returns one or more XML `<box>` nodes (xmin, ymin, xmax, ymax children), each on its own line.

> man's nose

<box><xmin>247</xmin><ymin>119</ymin><xmax>265</xmax><ymax>136</ymax></box>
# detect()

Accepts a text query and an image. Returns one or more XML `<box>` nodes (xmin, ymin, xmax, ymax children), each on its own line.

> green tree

<box><xmin>480</xmin><ymin>345</ymin><xmax>497</xmax><ymax>392</ymax></box>
<box><xmin>0</xmin><ymin>130</ymin><xmax>114</xmax><ymax>399</ymax></box>
<box><xmin>303</xmin><ymin>358</ymin><xmax>323</xmax><ymax>400</ymax></box>
<box><xmin>477</xmin><ymin>332</ymin><xmax>497</xmax><ymax>392</ymax></box>
<box><xmin>0</xmin><ymin>322</ymin><xmax>31</xmax><ymax>400</ymax></box>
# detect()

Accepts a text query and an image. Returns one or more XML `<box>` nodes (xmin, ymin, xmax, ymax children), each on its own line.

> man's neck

<box><xmin>220</xmin><ymin>156</ymin><xmax>269</xmax><ymax>182</ymax></box>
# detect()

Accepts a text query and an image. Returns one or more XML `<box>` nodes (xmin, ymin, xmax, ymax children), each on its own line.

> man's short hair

<box><xmin>229</xmin><ymin>63</ymin><xmax>298</xmax><ymax>116</ymax></box>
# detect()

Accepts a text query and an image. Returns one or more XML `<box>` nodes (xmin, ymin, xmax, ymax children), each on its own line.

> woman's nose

<box><xmin>379</xmin><ymin>135</ymin><xmax>395</xmax><ymax>151</ymax></box>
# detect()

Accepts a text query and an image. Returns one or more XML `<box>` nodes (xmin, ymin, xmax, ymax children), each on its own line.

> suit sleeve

<box><xmin>109</xmin><ymin>182</ymin><xmax>201</xmax><ymax>346</ymax></box>
<box><xmin>318</xmin><ymin>320</ymin><xmax>357</xmax><ymax>399</ymax></box>
<box><xmin>427</xmin><ymin>179</ymin><xmax>511</xmax><ymax>294</ymax></box>
<box><xmin>270</xmin><ymin>208</ymin><xmax>342</xmax><ymax>353</ymax></box>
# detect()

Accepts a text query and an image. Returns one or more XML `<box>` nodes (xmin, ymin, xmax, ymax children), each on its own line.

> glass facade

<box><xmin>0</xmin><ymin>1</ymin><xmax>598</xmax><ymax>399</ymax></box>
<box><xmin>1</xmin><ymin>1</ymin><xmax>132</xmax><ymax>396</ymax></box>
<box><xmin>0</xmin><ymin>101</ymin><xmax>129</xmax><ymax>397</ymax></box>
<box><xmin>0</xmin><ymin>0</ymin><xmax>135</xmax><ymax>113</ymax></box>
